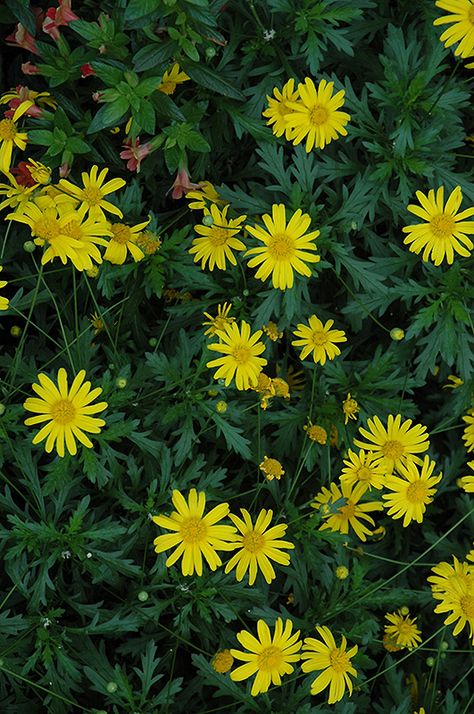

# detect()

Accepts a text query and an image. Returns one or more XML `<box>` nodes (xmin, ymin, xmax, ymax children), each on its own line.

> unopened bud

<box><xmin>202</xmin><ymin>215</ymin><xmax>214</xmax><ymax>227</ymax></box>
<box><xmin>106</xmin><ymin>681</ymin><xmax>117</xmax><ymax>693</ymax></box>
<box><xmin>23</xmin><ymin>240</ymin><xmax>36</xmax><ymax>253</ymax></box>
<box><xmin>216</xmin><ymin>400</ymin><xmax>227</xmax><ymax>413</ymax></box>
<box><xmin>10</xmin><ymin>326</ymin><xmax>22</xmax><ymax>337</ymax></box>
<box><xmin>390</xmin><ymin>327</ymin><xmax>404</xmax><ymax>341</ymax></box>
<box><xmin>116</xmin><ymin>377</ymin><xmax>127</xmax><ymax>389</ymax></box>
<box><xmin>137</xmin><ymin>590</ymin><xmax>149</xmax><ymax>602</ymax></box>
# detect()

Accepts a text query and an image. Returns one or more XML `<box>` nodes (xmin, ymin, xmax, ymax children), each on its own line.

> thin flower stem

<box><xmin>0</xmin><ymin>219</ymin><xmax>12</xmax><ymax>259</ymax></box>
<box><xmin>0</xmin><ymin>663</ymin><xmax>92</xmax><ymax>712</ymax></box>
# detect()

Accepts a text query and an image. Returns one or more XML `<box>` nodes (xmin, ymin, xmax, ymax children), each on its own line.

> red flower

<box><xmin>80</xmin><ymin>63</ymin><xmax>95</xmax><ymax>78</ymax></box>
<box><xmin>11</xmin><ymin>162</ymin><xmax>36</xmax><ymax>187</ymax></box>
<box><xmin>119</xmin><ymin>138</ymin><xmax>152</xmax><ymax>174</ymax></box>
<box><xmin>170</xmin><ymin>167</ymin><xmax>199</xmax><ymax>199</ymax></box>
<box><xmin>21</xmin><ymin>62</ymin><xmax>40</xmax><ymax>75</ymax></box>
<box><xmin>43</xmin><ymin>0</ymin><xmax>79</xmax><ymax>40</ymax></box>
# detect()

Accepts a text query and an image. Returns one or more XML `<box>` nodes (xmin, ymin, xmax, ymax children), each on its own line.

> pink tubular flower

<box><xmin>21</xmin><ymin>62</ymin><xmax>40</xmax><ymax>75</ymax></box>
<box><xmin>170</xmin><ymin>167</ymin><xmax>199</xmax><ymax>199</ymax></box>
<box><xmin>43</xmin><ymin>0</ymin><xmax>79</xmax><ymax>40</ymax></box>
<box><xmin>80</xmin><ymin>63</ymin><xmax>95</xmax><ymax>78</ymax></box>
<box><xmin>120</xmin><ymin>138</ymin><xmax>152</xmax><ymax>173</ymax></box>
<box><xmin>6</xmin><ymin>14</ymin><xmax>42</xmax><ymax>55</ymax></box>
<box><xmin>59</xmin><ymin>162</ymin><xmax>71</xmax><ymax>178</ymax></box>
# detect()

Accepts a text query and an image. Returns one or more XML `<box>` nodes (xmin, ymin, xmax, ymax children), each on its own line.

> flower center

<box><xmin>256</xmin><ymin>645</ymin><xmax>282</xmax><ymax>671</ymax></box>
<box><xmin>208</xmin><ymin>227</ymin><xmax>229</xmax><ymax>246</ymax></box>
<box><xmin>344</xmin><ymin>399</ymin><xmax>358</xmax><ymax>416</ymax></box>
<box><xmin>0</xmin><ymin>118</ymin><xmax>17</xmax><ymax>141</ymax></box>
<box><xmin>263</xmin><ymin>458</ymin><xmax>283</xmax><ymax>478</ymax></box>
<box><xmin>62</xmin><ymin>220</ymin><xmax>82</xmax><ymax>241</ymax></box>
<box><xmin>329</xmin><ymin>647</ymin><xmax>350</xmax><ymax>673</ymax></box>
<box><xmin>180</xmin><ymin>517</ymin><xmax>207</xmax><ymax>544</ymax></box>
<box><xmin>51</xmin><ymin>399</ymin><xmax>76</xmax><ymax>425</ymax></box>
<box><xmin>232</xmin><ymin>345</ymin><xmax>251</xmax><ymax>364</ymax></box>
<box><xmin>340</xmin><ymin>500</ymin><xmax>356</xmax><ymax>519</ymax></box>
<box><xmin>406</xmin><ymin>480</ymin><xmax>429</xmax><ymax>503</ymax></box>
<box><xmin>306</xmin><ymin>425</ymin><xmax>327</xmax><ymax>444</ymax></box>
<box><xmin>430</xmin><ymin>214</ymin><xmax>455</xmax><ymax>240</ymax></box>
<box><xmin>35</xmin><ymin>217</ymin><xmax>61</xmax><ymax>242</ymax></box>
<box><xmin>159</xmin><ymin>81</ymin><xmax>175</xmax><ymax>95</ymax></box>
<box><xmin>395</xmin><ymin>621</ymin><xmax>413</xmax><ymax>636</ymax></box>
<box><xmin>82</xmin><ymin>186</ymin><xmax>103</xmax><ymax>206</ymax></box>
<box><xmin>310</xmin><ymin>104</ymin><xmax>329</xmax><ymax>126</ymax></box>
<box><xmin>382</xmin><ymin>440</ymin><xmax>404</xmax><ymax>460</ymax></box>
<box><xmin>268</xmin><ymin>232</ymin><xmax>294</xmax><ymax>258</ymax></box>
<box><xmin>460</xmin><ymin>594</ymin><xmax>474</xmax><ymax>618</ymax></box>
<box><xmin>356</xmin><ymin>466</ymin><xmax>372</xmax><ymax>481</ymax></box>
<box><xmin>311</xmin><ymin>330</ymin><xmax>329</xmax><ymax>346</ymax></box>
<box><xmin>242</xmin><ymin>531</ymin><xmax>265</xmax><ymax>553</ymax></box>
<box><xmin>111</xmin><ymin>224</ymin><xmax>131</xmax><ymax>244</ymax></box>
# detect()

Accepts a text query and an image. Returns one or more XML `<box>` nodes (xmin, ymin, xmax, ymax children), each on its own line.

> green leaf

<box><xmin>87</xmin><ymin>98</ymin><xmax>130</xmax><ymax>134</ymax></box>
<box><xmin>132</xmin><ymin>100</ymin><xmax>156</xmax><ymax>134</ymax></box>
<box><xmin>69</xmin><ymin>19</ymin><xmax>102</xmax><ymax>42</ymax></box>
<box><xmin>124</xmin><ymin>0</ymin><xmax>161</xmax><ymax>22</ymax></box>
<box><xmin>28</xmin><ymin>130</ymin><xmax>54</xmax><ymax>146</ymax></box>
<box><xmin>133</xmin><ymin>40</ymin><xmax>176</xmax><ymax>72</ymax></box>
<box><xmin>180</xmin><ymin>61</ymin><xmax>245</xmax><ymax>100</ymax></box>
<box><xmin>91</xmin><ymin>61</ymin><xmax>125</xmax><ymax>86</ymax></box>
<box><xmin>5</xmin><ymin>0</ymin><xmax>37</xmax><ymax>35</ymax></box>
<box><xmin>67</xmin><ymin>137</ymin><xmax>91</xmax><ymax>154</ymax></box>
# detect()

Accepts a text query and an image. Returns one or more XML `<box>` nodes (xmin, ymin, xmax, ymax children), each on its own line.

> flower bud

<box><xmin>148</xmin><ymin>337</ymin><xmax>158</xmax><ymax>347</ymax></box>
<box><xmin>426</xmin><ymin>657</ymin><xmax>435</xmax><ymax>667</ymax></box>
<box><xmin>137</xmin><ymin>590</ymin><xmax>149</xmax><ymax>602</ymax></box>
<box><xmin>106</xmin><ymin>681</ymin><xmax>118</xmax><ymax>693</ymax></box>
<box><xmin>23</xmin><ymin>240</ymin><xmax>36</xmax><ymax>253</ymax></box>
<box><xmin>86</xmin><ymin>266</ymin><xmax>99</xmax><ymax>278</ymax></box>
<box><xmin>202</xmin><ymin>215</ymin><xmax>214</xmax><ymax>227</ymax></box>
<box><xmin>0</xmin><ymin>404</ymin><xmax>5</xmax><ymax>416</ymax></box>
<box><xmin>10</xmin><ymin>326</ymin><xmax>22</xmax><ymax>337</ymax></box>
<box><xmin>216</xmin><ymin>400</ymin><xmax>227</xmax><ymax>413</ymax></box>
<box><xmin>390</xmin><ymin>328</ymin><xmax>405</xmax><ymax>341</ymax></box>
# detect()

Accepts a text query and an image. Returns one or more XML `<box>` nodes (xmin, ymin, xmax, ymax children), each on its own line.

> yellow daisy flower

<box><xmin>354</xmin><ymin>414</ymin><xmax>430</xmax><ymax>474</ymax></box>
<box><xmin>382</xmin><ymin>456</ymin><xmax>442</xmax><ymax>527</ymax></box>
<box><xmin>292</xmin><ymin>314</ymin><xmax>347</xmax><ymax>365</ymax></box>
<box><xmin>428</xmin><ymin>556</ymin><xmax>473</xmax><ymax>599</ymax></box>
<box><xmin>103</xmin><ymin>219</ymin><xmax>149</xmax><ymax>264</ymax></box>
<box><xmin>384</xmin><ymin>609</ymin><xmax>422</xmax><ymax>651</ymax></box>
<box><xmin>224</xmin><ymin>508</ymin><xmax>294</xmax><ymax>585</ymax></box>
<box><xmin>59</xmin><ymin>203</ymin><xmax>112</xmax><ymax>270</ymax></box>
<box><xmin>301</xmin><ymin>625</ymin><xmax>358</xmax><ymax>704</ymax></box>
<box><xmin>0</xmin><ymin>266</ymin><xmax>9</xmax><ymax>311</ymax></box>
<box><xmin>434</xmin><ymin>0</ymin><xmax>474</xmax><ymax>58</ymax></box>
<box><xmin>186</xmin><ymin>181</ymin><xmax>225</xmax><ymax>210</ymax></box>
<box><xmin>284</xmin><ymin>77</ymin><xmax>350</xmax><ymax>152</ymax></box>
<box><xmin>23</xmin><ymin>368</ymin><xmax>107</xmax><ymax>458</ymax></box>
<box><xmin>206</xmin><ymin>320</ymin><xmax>267</xmax><ymax>391</ymax></box>
<box><xmin>402</xmin><ymin>186</ymin><xmax>474</xmax><ymax>266</ymax></box>
<box><xmin>157</xmin><ymin>63</ymin><xmax>190</xmax><ymax>95</ymax></box>
<box><xmin>58</xmin><ymin>165</ymin><xmax>126</xmax><ymax>220</ymax></box>
<box><xmin>342</xmin><ymin>393</ymin><xmax>360</xmax><ymax>424</ymax></box>
<box><xmin>304</xmin><ymin>421</ymin><xmax>328</xmax><ymax>444</ymax></box>
<box><xmin>152</xmin><ymin>488</ymin><xmax>237</xmax><ymax>576</ymax></box>
<box><xmin>262</xmin><ymin>78</ymin><xmax>300</xmax><ymax>139</ymax></box>
<box><xmin>459</xmin><ymin>460</ymin><xmax>474</xmax><ymax>492</ymax></box>
<box><xmin>0</xmin><ymin>102</ymin><xmax>30</xmax><ymax>173</ymax></box>
<box><xmin>189</xmin><ymin>204</ymin><xmax>246</xmax><ymax>271</ymax></box>
<box><xmin>433</xmin><ymin>576</ymin><xmax>474</xmax><ymax>644</ymax></box>
<box><xmin>25</xmin><ymin>158</ymin><xmax>51</xmax><ymax>185</ymax></box>
<box><xmin>202</xmin><ymin>302</ymin><xmax>235</xmax><ymax>337</ymax></box>
<box><xmin>0</xmin><ymin>175</ymin><xmax>36</xmax><ymax>214</ymax></box>
<box><xmin>462</xmin><ymin>410</ymin><xmax>474</xmax><ymax>451</ymax></box>
<box><xmin>245</xmin><ymin>204</ymin><xmax>320</xmax><ymax>290</ymax></box>
<box><xmin>340</xmin><ymin>449</ymin><xmax>386</xmax><ymax>492</ymax></box>
<box><xmin>311</xmin><ymin>480</ymin><xmax>383</xmax><ymax>542</ymax></box>
<box><xmin>230</xmin><ymin>618</ymin><xmax>302</xmax><ymax>696</ymax></box>
<box><xmin>259</xmin><ymin>455</ymin><xmax>285</xmax><ymax>481</ymax></box>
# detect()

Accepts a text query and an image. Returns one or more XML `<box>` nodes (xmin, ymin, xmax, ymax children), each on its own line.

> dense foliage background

<box><xmin>0</xmin><ymin>0</ymin><xmax>473</xmax><ymax>712</ymax></box>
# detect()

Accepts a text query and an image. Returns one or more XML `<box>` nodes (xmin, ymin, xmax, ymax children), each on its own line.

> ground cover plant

<box><xmin>0</xmin><ymin>0</ymin><xmax>473</xmax><ymax>712</ymax></box>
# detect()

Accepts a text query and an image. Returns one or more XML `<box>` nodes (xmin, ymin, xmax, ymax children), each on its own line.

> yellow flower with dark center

<box><xmin>428</xmin><ymin>556</ymin><xmax>474</xmax><ymax>600</ymax></box>
<box><xmin>202</xmin><ymin>302</ymin><xmax>235</xmax><ymax>337</ymax></box>
<box><xmin>292</xmin><ymin>314</ymin><xmax>347</xmax><ymax>365</ymax></box>
<box><xmin>354</xmin><ymin>414</ymin><xmax>430</xmax><ymax>474</ymax></box>
<box><xmin>104</xmin><ymin>220</ymin><xmax>149</xmax><ymax>264</ymax></box>
<box><xmin>434</xmin><ymin>0</ymin><xmax>474</xmax><ymax>58</ymax></box>
<box><xmin>402</xmin><ymin>186</ymin><xmax>474</xmax><ymax>265</ymax></box>
<box><xmin>301</xmin><ymin>625</ymin><xmax>358</xmax><ymax>704</ymax></box>
<box><xmin>0</xmin><ymin>266</ymin><xmax>9</xmax><ymax>311</ymax></box>
<box><xmin>0</xmin><ymin>102</ymin><xmax>29</xmax><ymax>173</ymax></box>
<box><xmin>459</xmin><ymin>461</ymin><xmax>474</xmax><ymax>492</ymax></box>
<box><xmin>157</xmin><ymin>63</ymin><xmax>190</xmax><ymax>95</ymax></box>
<box><xmin>190</xmin><ymin>204</ymin><xmax>247</xmax><ymax>271</ymax></box>
<box><xmin>384</xmin><ymin>609</ymin><xmax>422</xmax><ymax>650</ymax></box>
<box><xmin>152</xmin><ymin>488</ymin><xmax>237</xmax><ymax>576</ymax></box>
<box><xmin>312</xmin><ymin>480</ymin><xmax>383</xmax><ymax>542</ymax></box>
<box><xmin>262</xmin><ymin>78</ymin><xmax>301</xmax><ymax>139</ymax></box>
<box><xmin>207</xmin><ymin>320</ymin><xmax>267</xmax><ymax>391</ymax></box>
<box><xmin>462</xmin><ymin>409</ymin><xmax>474</xmax><ymax>451</ymax></box>
<box><xmin>230</xmin><ymin>618</ymin><xmax>302</xmax><ymax>696</ymax></box>
<box><xmin>382</xmin><ymin>456</ymin><xmax>442</xmax><ymax>527</ymax></box>
<box><xmin>284</xmin><ymin>78</ymin><xmax>350</xmax><ymax>152</ymax></box>
<box><xmin>58</xmin><ymin>165</ymin><xmax>126</xmax><ymax>221</ymax></box>
<box><xmin>304</xmin><ymin>421</ymin><xmax>328</xmax><ymax>444</ymax></box>
<box><xmin>262</xmin><ymin>321</ymin><xmax>283</xmax><ymax>341</ymax></box>
<box><xmin>342</xmin><ymin>393</ymin><xmax>360</xmax><ymax>424</ymax></box>
<box><xmin>212</xmin><ymin>649</ymin><xmax>234</xmax><ymax>673</ymax></box>
<box><xmin>433</xmin><ymin>574</ymin><xmax>474</xmax><ymax>644</ymax></box>
<box><xmin>224</xmin><ymin>508</ymin><xmax>294</xmax><ymax>584</ymax></box>
<box><xmin>186</xmin><ymin>181</ymin><xmax>225</xmax><ymax>210</ymax></box>
<box><xmin>259</xmin><ymin>456</ymin><xmax>285</xmax><ymax>481</ymax></box>
<box><xmin>23</xmin><ymin>368</ymin><xmax>107</xmax><ymax>458</ymax></box>
<box><xmin>245</xmin><ymin>204</ymin><xmax>320</xmax><ymax>290</ymax></box>
<box><xmin>340</xmin><ymin>449</ymin><xmax>386</xmax><ymax>492</ymax></box>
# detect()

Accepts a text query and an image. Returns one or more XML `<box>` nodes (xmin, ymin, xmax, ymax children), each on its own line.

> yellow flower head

<box><xmin>157</xmin><ymin>63</ymin><xmax>190</xmax><ymax>95</ymax></box>
<box><xmin>245</xmin><ymin>204</ymin><xmax>320</xmax><ymax>290</ymax></box>
<box><xmin>428</xmin><ymin>556</ymin><xmax>473</xmax><ymax>600</ymax></box>
<box><xmin>459</xmin><ymin>460</ymin><xmax>474</xmax><ymax>492</ymax></box>
<box><xmin>0</xmin><ymin>175</ymin><xmax>36</xmax><ymax>215</ymax></box>
<box><xmin>207</xmin><ymin>320</ymin><xmax>267</xmax><ymax>391</ymax></box>
<box><xmin>230</xmin><ymin>618</ymin><xmax>302</xmax><ymax>696</ymax></box>
<box><xmin>262</xmin><ymin>78</ymin><xmax>301</xmax><ymax>139</ymax></box>
<box><xmin>340</xmin><ymin>449</ymin><xmax>386</xmax><ymax>492</ymax></box>
<box><xmin>462</xmin><ymin>410</ymin><xmax>474</xmax><ymax>452</ymax></box>
<box><xmin>152</xmin><ymin>488</ymin><xmax>237</xmax><ymax>576</ymax></box>
<box><xmin>58</xmin><ymin>165</ymin><xmax>126</xmax><ymax>221</ymax></box>
<box><xmin>186</xmin><ymin>181</ymin><xmax>225</xmax><ymax>210</ymax></box>
<box><xmin>202</xmin><ymin>302</ymin><xmax>236</xmax><ymax>337</ymax></box>
<box><xmin>212</xmin><ymin>649</ymin><xmax>234</xmax><ymax>673</ymax></box>
<box><xmin>335</xmin><ymin>565</ymin><xmax>349</xmax><ymax>580</ymax></box>
<box><xmin>434</xmin><ymin>0</ymin><xmax>474</xmax><ymax>58</ymax></box>
<box><xmin>0</xmin><ymin>265</ymin><xmax>9</xmax><ymax>311</ymax></box>
<box><xmin>284</xmin><ymin>77</ymin><xmax>350</xmax><ymax>152</ymax></box>
<box><xmin>189</xmin><ymin>204</ymin><xmax>247</xmax><ymax>271</ymax></box>
<box><xmin>382</xmin><ymin>456</ymin><xmax>442</xmax><ymax>527</ymax></box>
<box><xmin>224</xmin><ymin>508</ymin><xmax>294</xmax><ymax>585</ymax></box>
<box><xmin>262</xmin><ymin>321</ymin><xmax>283</xmax><ymax>342</ymax></box>
<box><xmin>23</xmin><ymin>368</ymin><xmax>107</xmax><ymax>458</ymax></box>
<box><xmin>0</xmin><ymin>102</ymin><xmax>30</xmax><ymax>173</ymax></box>
<box><xmin>26</xmin><ymin>158</ymin><xmax>51</xmax><ymax>185</ymax></box>
<box><xmin>292</xmin><ymin>314</ymin><xmax>347</xmax><ymax>365</ymax></box>
<box><xmin>133</xmin><ymin>229</ymin><xmax>161</xmax><ymax>255</ymax></box>
<box><xmin>312</xmin><ymin>480</ymin><xmax>383</xmax><ymax>542</ymax></box>
<box><xmin>433</xmin><ymin>572</ymin><xmax>474</xmax><ymax>644</ymax></box>
<box><xmin>384</xmin><ymin>609</ymin><xmax>422</xmax><ymax>651</ymax></box>
<box><xmin>90</xmin><ymin>312</ymin><xmax>106</xmax><ymax>334</ymax></box>
<box><xmin>402</xmin><ymin>186</ymin><xmax>474</xmax><ymax>266</ymax></box>
<box><xmin>304</xmin><ymin>421</ymin><xmax>328</xmax><ymax>444</ymax></box>
<box><xmin>354</xmin><ymin>414</ymin><xmax>430</xmax><ymax>474</ymax></box>
<box><xmin>301</xmin><ymin>625</ymin><xmax>358</xmax><ymax>704</ymax></box>
<box><xmin>342</xmin><ymin>393</ymin><xmax>360</xmax><ymax>424</ymax></box>
<box><xmin>259</xmin><ymin>455</ymin><xmax>285</xmax><ymax>481</ymax></box>
<box><xmin>272</xmin><ymin>377</ymin><xmax>290</xmax><ymax>399</ymax></box>
<box><xmin>104</xmin><ymin>219</ymin><xmax>149</xmax><ymax>265</ymax></box>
